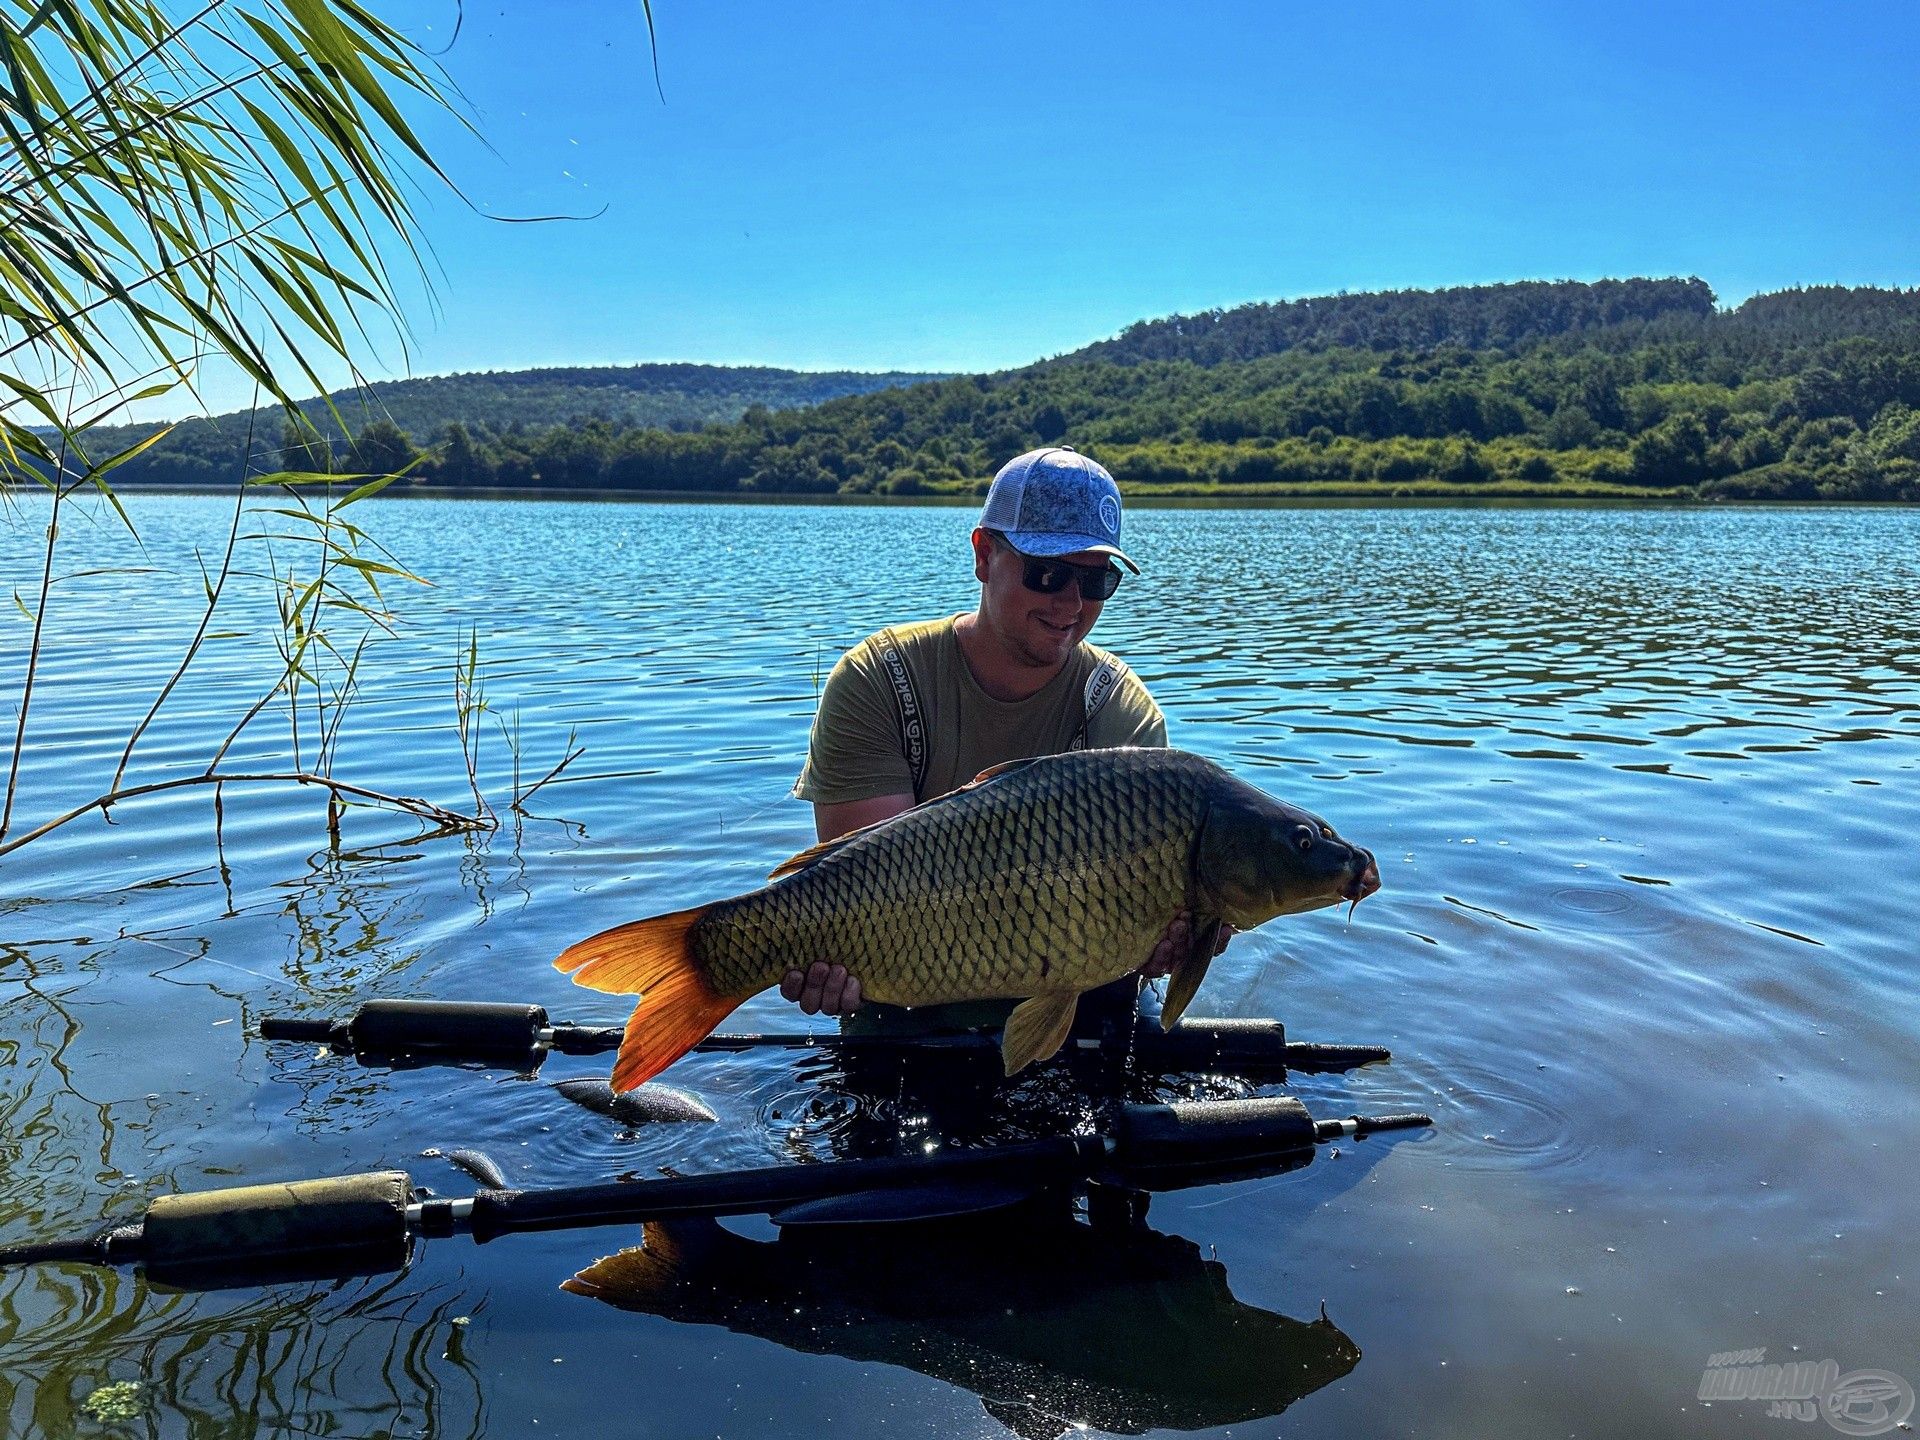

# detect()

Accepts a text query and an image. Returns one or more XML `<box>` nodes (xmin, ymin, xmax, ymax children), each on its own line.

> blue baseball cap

<box><xmin>978</xmin><ymin>446</ymin><xmax>1139</xmax><ymax>573</ymax></box>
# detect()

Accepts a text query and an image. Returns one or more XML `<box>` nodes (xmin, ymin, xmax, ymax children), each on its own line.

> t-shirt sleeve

<box><xmin>792</xmin><ymin>639</ymin><xmax>916</xmax><ymax>805</ymax></box>
<box><xmin>1085</xmin><ymin>665</ymin><xmax>1168</xmax><ymax>749</ymax></box>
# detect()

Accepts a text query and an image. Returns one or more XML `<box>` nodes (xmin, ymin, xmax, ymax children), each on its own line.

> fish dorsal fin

<box><xmin>769</xmin><ymin>759</ymin><xmax>1042</xmax><ymax>881</ymax></box>
<box><xmin>962</xmin><ymin>757</ymin><xmax>1040</xmax><ymax>788</ymax></box>
<box><xmin>767</xmin><ymin>803</ymin><xmax>919</xmax><ymax>878</ymax></box>
<box><xmin>1001</xmin><ymin>991</ymin><xmax>1080</xmax><ymax>1075</ymax></box>
<box><xmin>767</xmin><ymin>828</ymin><xmax>867</xmax><ymax>880</ymax></box>
<box><xmin>1159</xmin><ymin>916</ymin><xmax>1222</xmax><ymax>1030</ymax></box>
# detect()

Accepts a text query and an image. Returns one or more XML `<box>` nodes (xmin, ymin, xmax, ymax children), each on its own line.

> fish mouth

<box><xmin>1340</xmin><ymin>852</ymin><xmax>1381</xmax><ymax>911</ymax></box>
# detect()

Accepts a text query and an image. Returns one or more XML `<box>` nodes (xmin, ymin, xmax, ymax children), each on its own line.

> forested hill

<box><xmin>343</xmin><ymin>279</ymin><xmax>1911</xmax><ymax>503</ymax></box>
<box><xmin>57</xmin><ymin>279</ymin><xmax>1920</xmax><ymax>501</ymax></box>
<box><xmin>1061</xmin><ymin>277</ymin><xmax>1720</xmax><ymax>366</ymax></box>
<box><xmin>51</xmin><ymin>362</ymin><xmax>944</xmax><ymax>487</ymax></box>
<box><xmin>310</xmin><ymin>363</ymin><xmax>948</xmax><ymax>439</ymax></box>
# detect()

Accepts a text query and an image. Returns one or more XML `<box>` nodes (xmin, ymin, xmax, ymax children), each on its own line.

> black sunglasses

<box><xmin>989</xmin><ymin>532</ymin><xmax>1123</xmax><ymax>602</ymax></box>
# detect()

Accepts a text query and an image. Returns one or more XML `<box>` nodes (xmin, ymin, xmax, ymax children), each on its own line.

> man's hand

<box><xmin>780</xmin><ymin>961</ymin><xmax>863</xmax><ymax>1016</ymax></box>
<box><xmin>1140</xmin><ymin>910</ymin><xmax>1234</xmax><ymax>979</ymax></box>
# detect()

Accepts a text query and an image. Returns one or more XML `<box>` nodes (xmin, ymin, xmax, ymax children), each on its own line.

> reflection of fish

<box><xmin>549</xmin><ymin>1077</ymin><xmax>716</xmax><ymax>1125</ymax></box>
<box><xmin>422</xmin><ymin>1147</ymin><xmax>509</xmax><ymax>1188</ymax></box>
<box><xmin>557</xmin><ymin>748</ymin><xmax>1379</xmax><ymax>1089</ymax></box>
<box><xmin>562</xmin><ymin>1209</ymin><xmax>1359</xmax><ymax>1439</ymax></box>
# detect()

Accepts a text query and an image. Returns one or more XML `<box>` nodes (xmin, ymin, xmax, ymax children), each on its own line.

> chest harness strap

<box><xmin>875</xmin><ymin>627</ymin><xmax>930</xmax><ymax>800</ymax></box>
<box><xmin>1069</xmin><ymin>654</ymin><xmax>1124</xmax><ymax>752</ymax></box>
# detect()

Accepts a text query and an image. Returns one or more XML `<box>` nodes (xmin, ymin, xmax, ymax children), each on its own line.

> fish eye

<box><xmin>1292</xmin><ymin>824</ymin><xmax>1315</xmax><ymax>853</ymax></box>
<box><xmin>1319</xmin><ymin>824</ymin><xmax>1334</xmax><ymax>840</ymax></box>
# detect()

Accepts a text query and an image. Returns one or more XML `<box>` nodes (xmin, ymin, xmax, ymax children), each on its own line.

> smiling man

<box><xmin>784</xmin><ymin>446</ymin><xmax>1228</xmax><ymax>1025</ymax></box>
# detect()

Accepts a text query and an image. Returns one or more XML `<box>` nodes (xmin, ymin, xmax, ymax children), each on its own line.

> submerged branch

<box><xmin>0</xmin><ymin>770</ymin><xmax>493</xmax><ymax>860</ymax></box>
<box><xmin>511</xmin><ymin>734</ymin><xmax>586</xmax><ymax>814</ymax></box>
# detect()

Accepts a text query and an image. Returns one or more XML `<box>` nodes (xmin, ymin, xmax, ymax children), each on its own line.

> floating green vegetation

<box><xmin>80</xmin><ymin>1380</ymin><xmax>143</xmax><ymax>1424</ymax></box>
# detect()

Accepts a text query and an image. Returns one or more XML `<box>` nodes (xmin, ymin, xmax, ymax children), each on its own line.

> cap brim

<box><xmin>1004</xmin><ymin>532</ymin><xmax>1141</xmax><ymax>574</ymax></box>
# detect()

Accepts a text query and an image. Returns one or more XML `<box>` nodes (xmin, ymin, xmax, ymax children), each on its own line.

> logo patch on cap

<box><xmin>1098</xmin><ymin>494</ymin><xmax>1120</xmax><ymax>538</ymax></box>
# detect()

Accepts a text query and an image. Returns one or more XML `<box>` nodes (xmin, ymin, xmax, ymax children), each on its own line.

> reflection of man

<box><xmin>783</xmin><ymin>446</ymin><xmax>1230</xmax><ymax>1026</ymax></box>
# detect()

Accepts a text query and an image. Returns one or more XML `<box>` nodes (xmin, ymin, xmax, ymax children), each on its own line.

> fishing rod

<box><xmin>259</xmin><ymin>999</ymin><xmax>1392</xmax><ymax>1074</ymax></box>
<box><xmin>0</xmin><ymin>1098</ymin><xmax>1430</xmax><ymax>1290</ymax></box>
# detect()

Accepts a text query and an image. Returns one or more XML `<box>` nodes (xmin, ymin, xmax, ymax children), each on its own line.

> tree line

<box><xmin>81</xmin><ymin>279</ymin><xmax>1920</xmax><ymax>501</ymax></box>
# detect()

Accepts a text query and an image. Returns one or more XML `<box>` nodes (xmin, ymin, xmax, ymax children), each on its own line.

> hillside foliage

<box><xmin>82</xmin><ymin>280</ymin><xmax>1920</xmax><ymax>501</ymax></box>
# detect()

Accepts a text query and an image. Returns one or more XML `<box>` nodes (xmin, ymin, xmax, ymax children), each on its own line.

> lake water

<box><xmin>2</xmin><ymin>494</ymin><xmax>1916</xmax><ymax>1439</ymax></box>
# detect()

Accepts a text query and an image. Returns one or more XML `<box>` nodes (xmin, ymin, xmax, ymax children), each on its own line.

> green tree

<box><xmin>348</xmin><ymin>420</ymin><xmax>422</xmax><ymax>480</ymax></box>
<box><xmin>1630</xmin><ymin>415</ymin><xmax>1710</xmax><ymax>485</ymax></box>
<box><xmin>1866</xmin><ymin>403</ymin><xmax>1920</xmax><ymax>464</ymax></box>
<box><xmin>280</xmin><ymin>420</ymin><xmax>335</xmax><ymax>475</ymax></box>
<box><xmin>1544</xmin><ymin>404</ymin><xmax>1599</xmax><ymax>450</ymax></box>
<box><xmin>435</xmin><ymin>422</ymin><xmax>488</xmax><ymax>487</ymax></box>
<box><xmin>1437</xmin><ymin>440</ymin><xmax>1493</xmax><ymax>484</ymax></box>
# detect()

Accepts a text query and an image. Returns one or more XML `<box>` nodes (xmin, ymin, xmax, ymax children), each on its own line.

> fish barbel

<box><xmin>556</xmin><ymin>748</ymin><xmax>1380</xmax><ymax>1089</ymax></box>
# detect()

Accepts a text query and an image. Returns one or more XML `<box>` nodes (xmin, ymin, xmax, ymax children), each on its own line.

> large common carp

<box><xmin>556</xmin><ymin>748</ymin><xmax>1379</xmax><ymax>1090</ymax></box>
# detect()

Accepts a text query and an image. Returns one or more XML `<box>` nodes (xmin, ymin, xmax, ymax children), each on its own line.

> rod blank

<box><xmin>258</xmin><ymin>1000</ymin><xmax>1391</xmax><ymax>1074</ymax></box>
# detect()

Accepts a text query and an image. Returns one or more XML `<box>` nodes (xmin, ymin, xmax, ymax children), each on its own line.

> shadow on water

<box><xmin>564</xmin><ymin>1202</ymin><xmax>1360</xmax><ymax>1440</ymax></box>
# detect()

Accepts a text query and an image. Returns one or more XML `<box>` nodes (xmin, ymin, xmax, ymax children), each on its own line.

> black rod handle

<box><xmin>258</xmin><ymin>1017</ymin><xmax>342</xmax><ymax>1043</ymax></box>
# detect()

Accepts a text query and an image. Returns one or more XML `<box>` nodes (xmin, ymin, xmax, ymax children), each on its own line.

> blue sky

<box><xmin>196</xmin><ymin>0</ymin><xmax>1920</xmax><ymax>411</ymax></box>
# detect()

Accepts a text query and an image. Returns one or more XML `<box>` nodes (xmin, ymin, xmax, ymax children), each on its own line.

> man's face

<box><xmin>972</xmin><ymin>529</ymin><xmax>1109</xmax><ymax>669</ymax></box>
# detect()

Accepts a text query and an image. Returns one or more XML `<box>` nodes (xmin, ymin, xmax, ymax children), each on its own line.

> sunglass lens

<box><xmin>1017</xmin><ymin>553</ymin><xmax>1121</xmax><ymax>601</ymax></box>
<box><xmin>1022</xmin><ymin>559</ymin><xmax>1073</xmax><ymax>594</ymax></box>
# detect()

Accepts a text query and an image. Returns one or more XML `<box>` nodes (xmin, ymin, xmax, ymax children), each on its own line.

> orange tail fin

<box><xmin>554</xmin><ymin>905</ymin><xmax>742</xmax><ymax>1091</ymax></box>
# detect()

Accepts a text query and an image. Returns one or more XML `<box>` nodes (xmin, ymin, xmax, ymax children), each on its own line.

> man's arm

<box><xmin>779</xmin><ymin>792</ymin><xmax>913</xmax><ymax>1015</ymax></box>
<box><xmin>811</xmin><ymin>793</ymin><xmax>913</xmax><ymax>844</ymax></box>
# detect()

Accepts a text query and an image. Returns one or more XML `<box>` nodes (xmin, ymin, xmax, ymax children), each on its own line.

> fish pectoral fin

<box><xmin>1001</xmin><ymin>992</ymin><xmax>1080</xmax><ymax>1076</ymax></box>
<box><xmin>1160</xmin><ymin>915</ymin><xmax>1222</xmax><ymax>1030</ymax></box>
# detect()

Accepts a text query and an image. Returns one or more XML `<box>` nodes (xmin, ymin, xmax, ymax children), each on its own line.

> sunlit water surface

<box><xmin>2</xmin><ymin>495</ymin><xmax>1916</xmax><ymax>1439</ymax></box>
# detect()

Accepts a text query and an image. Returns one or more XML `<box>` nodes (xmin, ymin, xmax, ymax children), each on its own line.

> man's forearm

<box><xmin>813</xmin><ymin>792</ymin><xmax>913</xmax><ymax>843</ymax></box>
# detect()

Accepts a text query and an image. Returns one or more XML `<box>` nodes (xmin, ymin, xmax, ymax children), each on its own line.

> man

<box><xmin>781</xmin><ymin>445</ymin><xmax>1230</xmax><ymax>1025</ymax></box>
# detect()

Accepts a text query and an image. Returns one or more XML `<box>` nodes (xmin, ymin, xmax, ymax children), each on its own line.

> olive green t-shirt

<box><xmin>792</xmin><ymin>615</ymin><xmax>1167</xmax><ymax>807</ymax></box>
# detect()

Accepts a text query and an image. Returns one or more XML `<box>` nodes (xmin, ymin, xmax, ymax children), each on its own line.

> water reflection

<box><xmin>0</xmin><ymin>1266</ymin><xmax>487</xmax><ymax>1439</ymax></box>
<box><xmin>564</xmin><ymin>1203</ymin><xmax>1360</xmax><ymax>1439</ymax></box>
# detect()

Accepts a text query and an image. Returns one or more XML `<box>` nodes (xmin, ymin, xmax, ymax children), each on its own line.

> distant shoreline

<box><xmin>63</xmin><ymin>482</ymin><xmax>1848</xmax><ymax>509</ymax></box>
